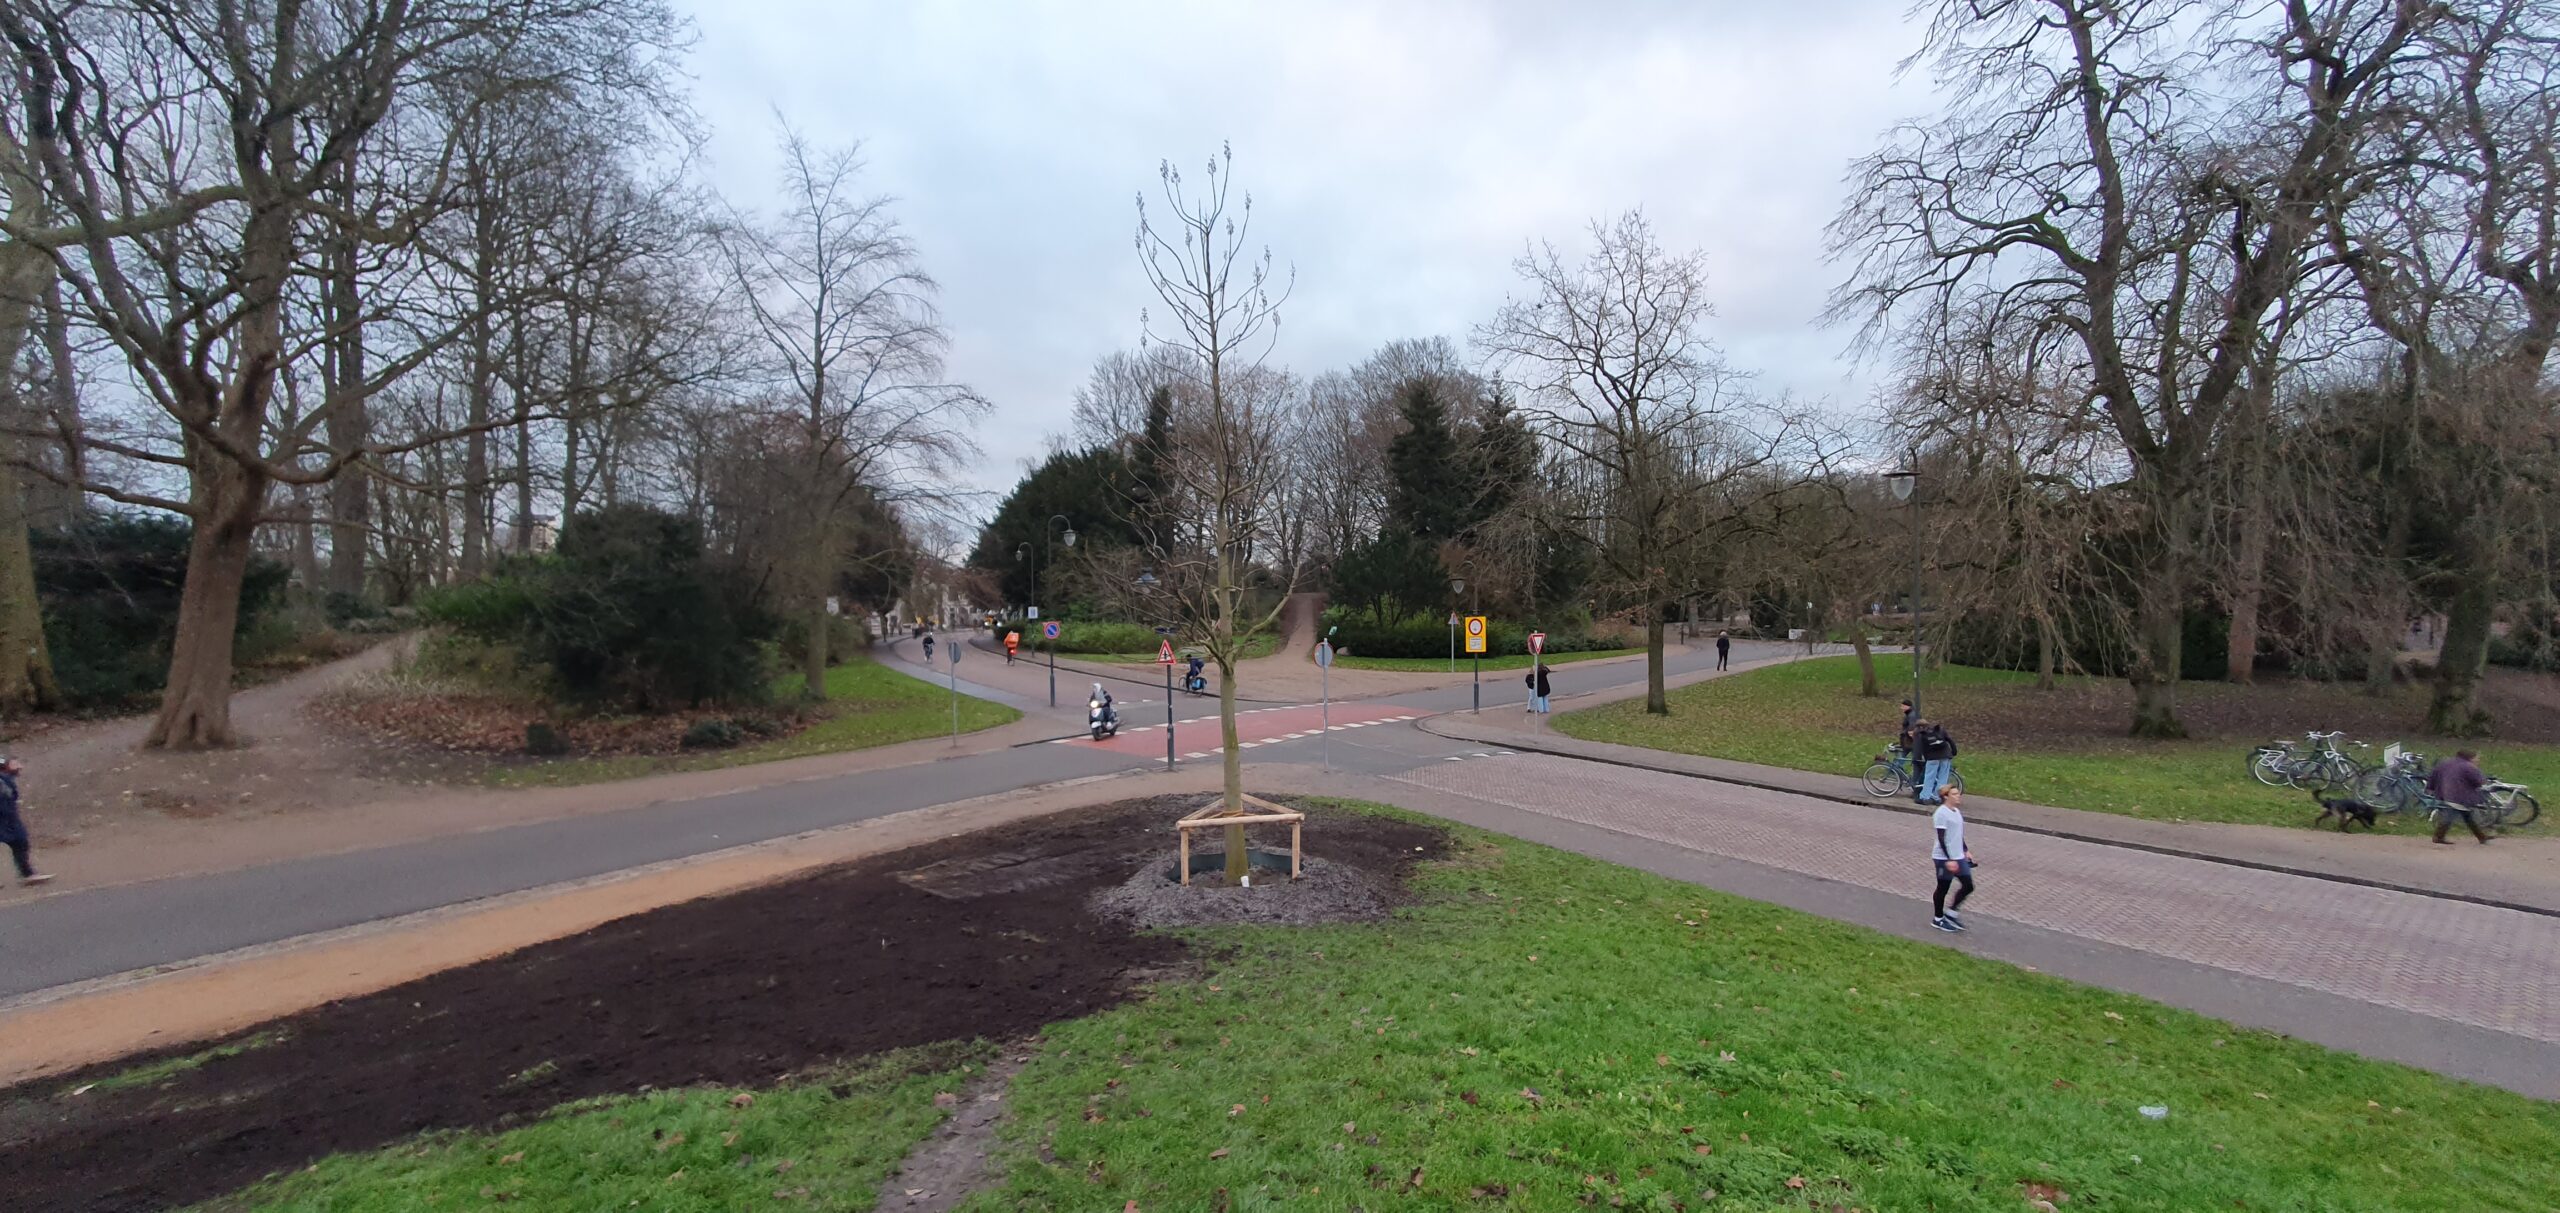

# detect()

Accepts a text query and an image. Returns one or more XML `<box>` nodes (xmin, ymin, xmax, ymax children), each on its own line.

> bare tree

<box><xmin>721</xmin><ymin>129</ymin><xmax>983</xmax><ymax>700</ymax></box>
<box><xmin>1121</xmin><ymin>145</ymin><xmax>1297</xmax><ymax>876</ymax></box>
<box><xmin>1481</xmin><ymin>210</ymin><xmax>1820</xmax><ymax>714</ymax></box>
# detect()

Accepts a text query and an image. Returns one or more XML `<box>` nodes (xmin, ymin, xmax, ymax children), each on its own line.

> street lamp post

<box><xmin>1021</xmin><ymin>515</ymin><xmax>1077</xmax><ymax>708</ymax></box>
<box><xmin>1885</xmin><ymin>455</ymin><xmax>1922</xmax><ymax>718</ymax></box>
<box><xmin>1452</xmin><ymin>570</ymin><xmax>1481</xmax><ymax>713</ymax></box>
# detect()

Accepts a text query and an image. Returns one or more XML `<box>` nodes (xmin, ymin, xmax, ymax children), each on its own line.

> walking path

<box><xmin>1426</xmin><ymin>669</ymin><xmax>2560</xmax><ymax>917</ymax></box>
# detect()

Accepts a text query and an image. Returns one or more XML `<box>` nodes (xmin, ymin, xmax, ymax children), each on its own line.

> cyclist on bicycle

<box><xmin>2426</xmin><ymin>749</ymin><xmax>2493</xmax><ymax>845</ymax></box>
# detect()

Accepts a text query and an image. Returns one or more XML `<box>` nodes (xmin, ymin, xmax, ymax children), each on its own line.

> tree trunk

<box><xmin>2127</xmin><ymin>566</ymin><xmax>2187</xmax><ymax>739</ymax></box>
<box><xmin>1644</xmin><ymin>614</ymin><xmax>1667</xmax><ymax>714</ymax></box>
<box><xmin>322</xmin><ymin>170</ymin><xmax>369</xmax><ymax>599</ymax></box>
<box><xmin>2035</xmin><ymin>614</ymin><xmax>2057</xmax><ymax>691</ymax></box>
<box><xmin>0</xmin><ymin>233</ymin><xmax>62</xmax><ymax>713</ymax></box>
<box><xmin>149</xmin><ymin>456</ymin><xmax>268</xmax><ymax>749</ymax></box>
<box><xmin>2226</xmin><ymin>493</ymin><xmax>2268</xmax><ymax>685</ymax></box>
<box><xmin>803</xmin><ymin>596</ymin><xmax>830</xmax><ymax>702</ymax></box>
<box><xmin>2428</xmin><ymin>577</ymin><xmax>2494</xmax><ymax>737</ymax></box>
<box><xmin>1852</xmin><ymin>623</ymin><xmax>1879</xmax><ymax>696</ymax></box>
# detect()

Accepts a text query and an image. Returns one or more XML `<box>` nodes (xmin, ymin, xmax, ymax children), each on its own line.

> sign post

<box><xmin>946</xmin><ymin>641</ymin><xmax>963</xmax><ymax>746</ymax></box>
<box><xmin>1043</xmin><ymin>619</ymin><xmax>1063</xmax><ymax>708</ymax></box>
<box><xmin>1156</xmin><ymin>634</ymin><xmax>1178</xmax><ymax>771</ymax></box>
<box><xmin>1447</xmin><ymin>612</ymin><xmax>1459</xmax><ymax>672</ymax></box>
<box><xmin>1528</xmin><ymin>630</ymin><xmax>1546</xmax><ymax>714</ymax></box>
<box><xmin>1464</xmin><ymin>615</ymin><xmax>1488</xmax><ymax>713</ymax></box>
<box><xmin>1314</xmin><ymin>633</ymin><xmax>1335</xmax><ymax>771</ymax></box>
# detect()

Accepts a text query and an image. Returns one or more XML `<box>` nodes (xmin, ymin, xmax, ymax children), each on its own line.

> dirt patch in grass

<box><xmin>312</xmin><ymin>687</ymin><xmax>807</xmax><ymax>757</ymax></box>
<box><xmin>0</xmin><ymin>795</ymin><xmax>1446</xmax><ymax>1213</ymax></box>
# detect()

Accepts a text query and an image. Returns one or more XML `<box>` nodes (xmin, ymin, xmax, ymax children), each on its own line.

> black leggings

<box><xmin>1932</xmin><ymin>862</ymin><xmax>1974</xmax><ymax>916</ymax></box>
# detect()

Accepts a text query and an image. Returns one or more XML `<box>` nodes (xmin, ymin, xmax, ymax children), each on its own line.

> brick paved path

<box><xmin>1399</xmin><ymin>755</ymin><xmax>2560</xmax><ymax>1045</ymax></box>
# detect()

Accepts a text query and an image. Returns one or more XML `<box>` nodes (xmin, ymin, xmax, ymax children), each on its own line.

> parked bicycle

<box><xmin>2349</xmin><ymin>746</ymin><xmax>2432</xmax><ymax>814</ymax></box>
<box><xmin>2247</xmin><ymin>730</ymin><xmax>2363</xmax><ymax>790</ymax></box>
<box><xmin>1864</xmin><ymin>743</ymin><xmax>1966</xmax><ymax>799</ymax></box>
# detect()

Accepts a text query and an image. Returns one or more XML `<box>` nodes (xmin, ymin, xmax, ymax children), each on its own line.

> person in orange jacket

<box><xmin>1004</xmin><ymin>630</ymin><xmax>1021</xmax><ymax>664</ymax></box>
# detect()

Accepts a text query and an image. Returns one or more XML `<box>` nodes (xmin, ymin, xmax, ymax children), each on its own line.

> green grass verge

<box><xmin>1552</xmin><ymin>655</ymin><xmax>2560</xmax><ymax>830</ymax></box>
<box><xmin>73</xmin><ymin>1032</ymin><xmax>284</xmax><ymax>1097</ymax></box>
<box><xmin>1332</xmin><ymin>647</ymin><xmax>1644</xmax><ymax>673</ymax></box>
<box><xmin>216</xmin><ymin>1043</ymin><xmax>984</xmax><ymax>1212</ymax></box>
<box><xmin>486</xmin><ymin>656</ymin><xmax>1017</xmax><ymax>789</ymax></box>
<box><xmin>980</xmin><ymin>802</ymin><xmax>2559</xmax><ymax>1211</ymax></box>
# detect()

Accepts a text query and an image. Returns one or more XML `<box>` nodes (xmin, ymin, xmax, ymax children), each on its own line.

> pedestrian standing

<box><xmin>1917</xmin><ymin>719</ymin><xmax>1958</xmax><ymax>805</ymax></box>
<box><xmin>1930</xmin><ymin>787</ymin><xmax>1973</xmax><ymax>932</ymax></box>
<box><xmin>1</xmin><ymin>757</ymin><xmax>52</xmax><ymax>886</ymax></box>
<box><xmin>1715</xmin><ymin>631</ymin><xmax>1730</xmax><ymax>670</ymax></box>
<box><xmin>1524</xmin><ymin>664</ymin><xmax>1553</xmax><ymax>714</ymax></box>
<box><xmin>2425</xmin><ymin>748</ymin><xmax>2494</xmax><ymax>845</ymax></box>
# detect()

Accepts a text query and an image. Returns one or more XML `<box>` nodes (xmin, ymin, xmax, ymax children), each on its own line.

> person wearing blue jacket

<box><xmin>0</xmin><ymin>757</ymin><xmax>53</xmax><ymax>886</ymax></box>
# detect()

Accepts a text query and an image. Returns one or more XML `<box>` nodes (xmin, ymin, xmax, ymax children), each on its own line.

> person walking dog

<box><xmin>2426</xmin><ymin>748</ymin><xmax>2494</xmax><ymax>845</ymax></box>
<box><xmin>1930</xmin><ymin>786</ymin><xmax>1973</xmax><ymax>932</ymax></box>
<box><xmin>1</xmin><ymin>757</ymin><xmax>53</xmax><ymax>886</ymax></box>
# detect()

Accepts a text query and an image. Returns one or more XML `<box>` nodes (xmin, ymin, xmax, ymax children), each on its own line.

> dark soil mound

<box><xmin>0</xmin><ymin>795</ymin><xmax>1443</xmax><ymax>1213</ymax></box>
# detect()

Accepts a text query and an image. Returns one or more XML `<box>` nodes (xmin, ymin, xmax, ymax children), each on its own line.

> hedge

<box><xmin>1317</xmin><ymin>608</ymin><xmax>1607</xmax><ymax>660</ymax></box>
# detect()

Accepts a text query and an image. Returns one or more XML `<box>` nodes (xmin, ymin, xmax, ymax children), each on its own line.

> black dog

<box><xmin>2313</xmin><ymin>789</ymin><xmax>2380</xmax><ymax>832</ymax></box>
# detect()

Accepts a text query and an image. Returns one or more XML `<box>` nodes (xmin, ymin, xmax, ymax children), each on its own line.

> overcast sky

<box><xmin>681</xmin><ymin>1</ymin><xmax>1933</xmax><ymax>517</ymax></box>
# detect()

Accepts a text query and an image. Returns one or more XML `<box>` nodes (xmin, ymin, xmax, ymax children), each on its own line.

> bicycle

<box><xmin>2486</xmin><ymin>779</ymin><xmax>2541</xmax><ymax>828</ymax></box>
<box><xmin>1864</xmin><ymin>744</ymin><xmax>1966</xmax><ymax>799</ymax></box>
<box><xmin>2349</xmin><ymin>747</ymin><xmax>2431</xmax><ymax>814</ymax></box>
<box><xmin>2247</xmin><ymin>730</ymin><xmax>2362</xmax><ymax>790</ymax></box>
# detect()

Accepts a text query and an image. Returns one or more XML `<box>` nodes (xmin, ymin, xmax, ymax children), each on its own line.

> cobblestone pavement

<box><xmin>1397</xmin><ymin>754</ymin><xmax>2560</xmax><ymax>1045</ymax></box>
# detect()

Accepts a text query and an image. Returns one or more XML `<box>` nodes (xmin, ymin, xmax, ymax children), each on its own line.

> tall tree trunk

<box><xmin>0</xmin><ymin>228</ymin><xmax>62</xmax><ymax>713</ymax></box>
<box><xmin>513</xmin><ymin>409</ymin><xmax>534</xmax><ymax>552</ymax></box>
<box><xmin>2035</xmin><ymin>612</ymin><xmax>2057</xmax><ymax>690</ymax></box>
<box><xmin>2226</xmin><ymin>472</ymin><xmax>2268</xmax><ymax>685</ymax></box>
<box><xmin>322</xmin><ymin>163</ymin><xmax>369</xmax><ymax>600</ymax></box>
<box><xmin>34</xmin><ymin>279</ymin><xmax>83</xmax><ymax>525</ymax></box>
<box><xmin>1851</xmin><ymin>615</ymin><xmax>1879</xmax><ymax>696</ymax></box>
<box><xmin>150</xmin><ymin>453</ymin><xmax>268</xmax><ymax>749</ymax></box>
<box><xmin>2428</xmin><ymin>576</ymin><xmax>2495</xmax><ymax>736</ymax></box>
<box><xmin>290</xmin><ymin>484</ymin><xmax>320</xmax><ymax>590</ymax></box>
<box><xmin>2128</xmin><ymin>560</ymin><xmax>2187</xmax><ymax>738</ymax></box>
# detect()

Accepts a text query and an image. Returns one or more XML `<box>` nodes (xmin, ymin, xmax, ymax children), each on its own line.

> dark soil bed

<box><xmin>0</xmin><ymin>795</ymin><xmax>1447</xmax><ymax>1213</ymax></box>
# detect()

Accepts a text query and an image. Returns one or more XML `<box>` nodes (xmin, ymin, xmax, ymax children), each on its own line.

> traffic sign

<box><xmin>1528</xmin><ymin>631</ymin><xmax>1546</xmax><ymax>655</ymax></box>
<box><xmin>1464</xmin><ymin>615</ymin><xmax>1488</xmax><ymax>654</ymax></box>
<box><xmin>1448</xmin><ymin>612</ymin><xmax>1460</xmax><ymax>627</ymax></box>
<box><xmin>1157</xmin><ymin>639</ymin><xmax>1176</xmax><ymax>664</ymax></box>
<box><xmin>1314</xmin><ymin>640</ymin><xmax>1334</xmax><ymax>668</ymax></box>
<box><xmin>1043</xmin><ymin>620</ymin><xmax>1062</xmax><ymax>640</ymax></box>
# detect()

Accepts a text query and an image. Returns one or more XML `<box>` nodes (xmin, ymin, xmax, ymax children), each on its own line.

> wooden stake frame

<box><xmin>1175</xmin><ymin>794</ymin><xmax>1304</xmax><ymax>885</ymax></box>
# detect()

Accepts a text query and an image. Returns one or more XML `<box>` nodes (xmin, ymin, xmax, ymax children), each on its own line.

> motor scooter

<box><xmin>1088</xmin><ymin>692</ymin><xmax>1120</xmax><ymax>740</ymax></box>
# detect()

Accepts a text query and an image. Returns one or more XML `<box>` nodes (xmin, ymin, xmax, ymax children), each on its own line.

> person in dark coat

<box><xmin>0</xmin><ymin>757</ymin><xmax>52</xmax><ymax>886</ymax></box>
<box><xmin>1915</xmin><ymin>720</ymin><xmax>1958</xmax><ymax>806</ymax></box>
<box><xmin>1715</xmin><ymin>631</ymin><xmax>1731</xmax><ymax>670</ymax></box>
<box><xmin>2425</xmin><ymin>749</ymin><xmax>2493</xmax><ymax>845</ymax></box>
<box><xmin>1524</xmin><ymin>664</ymin><xmax>1553</xmax><ymax>714</ymax></box>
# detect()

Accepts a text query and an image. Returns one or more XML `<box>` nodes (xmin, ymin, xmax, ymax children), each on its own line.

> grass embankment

<box><xmin>1332</xmin><ymin>647</ymin><xmax>1644</xmax><ymax>673</ymax></box>
<box><xmin>984</xmin><ymin>806</ymin><xmax>2558</xmax><ymax>1209</ymax></box>
<box><xmin>221</xmin><ymin>1045</ymin><xmax>982</xmax><ymax>1212</ymax></box>
<box><xmin>488</xmin><ymin>656</ymin><xmax>1017</xmax><ymax>788</ymax></box>
<box><xmin>231</xmin><ymin>803</ymin><xmax>2560</xmax><ymax>1211</ymax></box>
<box><xmin>1555</xmin><ymin>655</ymin><xmax>2560</xmax><ymax>830</ymax></box>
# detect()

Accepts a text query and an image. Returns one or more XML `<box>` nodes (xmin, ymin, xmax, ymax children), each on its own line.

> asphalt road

<box><xmin>0</xmin><ymin>636</ymin><xmax>1765</xmax><ymax>1001</ymax></box>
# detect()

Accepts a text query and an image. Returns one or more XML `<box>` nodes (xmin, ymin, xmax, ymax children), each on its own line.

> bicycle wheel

<box><xmin>2320</xmin><ymin>755</ymin><xmax>2364</xmax><ymax>790</ymax></box>
<box><xmin>2349</xmin><ymin>766</ymin><xmax>2390</xmax><ymax>802</ymax></box>
<box><xmin>1950</xmin><ymin>769</ymin><xmax>1967</xmax><ymax>793</ymax></box>
<box><xmin>2378</xmin><ymin>773</ymin><xmax>2424</xmax><ymax>814</ymax></box>
<box><xmin>2249</xmin><ymin>748</ymin><xmax>2291</xmax><ymax>788</ymax></box>
<box><xmin>2474</xmin><ymin>799</ymin><xmax>2509</xmax><ymax>831</ymax></box>
<box><xmin>1863</xmin><ymin>762</ymin><xmax>1904</xmax><ymax>798</ymax></box>
<box><xmin>2499</xmin><ymin>790</ymin><xmax>2539</xmax><ymax>828</ymax></box>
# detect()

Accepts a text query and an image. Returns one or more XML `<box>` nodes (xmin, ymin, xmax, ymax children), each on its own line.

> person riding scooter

<box><xmin>1184</xmin><ymin>653</ymin><xmax>1207</xmax><ymax>695</ymax></box>
<box><xmin>1088</xmin><ymin>682</ymin><xmax>1120</xmax><ymax>739</ymax></box>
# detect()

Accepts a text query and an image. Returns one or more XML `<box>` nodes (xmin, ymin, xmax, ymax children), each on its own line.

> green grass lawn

<box><xmin>487</xmin><ymin>656</ymin><xmax>1018</xmax><ymax>788</ymax></box>
<box><xmin>1333</xmin><ymin>647</ymin><xmax>1644</xmax><ymax>672</ymax></box>
<box><xmin>217</xmin><ymin>1044</ymin><xmax>984</xmax><ymax>1211</ymax></box>
<box><xmin>1553</xmin><ymin>655</ymin><xmax>2560</xmax><ymax>830</ymax></box>
<box><xmin>987</xmin><ymin>803</ymin><xmax>2560</xmax><ymax>1210</ymax></box>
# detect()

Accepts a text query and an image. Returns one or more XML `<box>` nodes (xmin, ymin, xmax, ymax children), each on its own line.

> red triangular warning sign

<box><xmin>1158</xmin><ymin>640</ymin><xmax>1176</xmax><ymax>664</ymax></box>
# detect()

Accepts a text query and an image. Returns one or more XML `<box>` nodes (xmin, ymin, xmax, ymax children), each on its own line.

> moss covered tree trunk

<box><xmin>2429</xmin><ymin>578</ymin><xmax>2494</xmax><ymax>737</ymax></box>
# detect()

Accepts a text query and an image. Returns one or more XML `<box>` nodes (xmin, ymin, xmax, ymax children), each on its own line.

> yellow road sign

<box><xmin>1464</xmin><ymin>615</ymin><xmax>1489</xmax><ymax>654</ymax></box>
